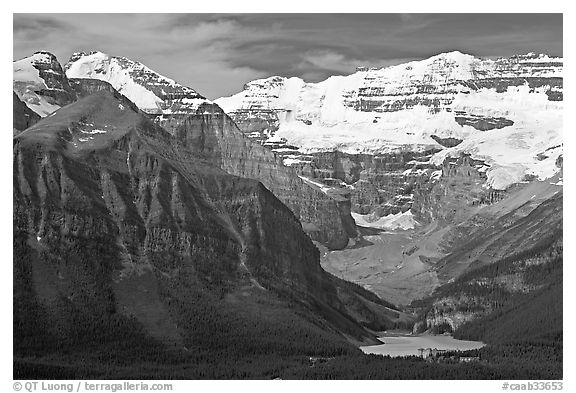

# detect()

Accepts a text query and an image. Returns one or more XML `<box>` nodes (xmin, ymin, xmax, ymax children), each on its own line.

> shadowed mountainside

<box><xmin>14</xmin><ymin>90</ymin><xmax>407</xmax><ymax>378</ymax></box>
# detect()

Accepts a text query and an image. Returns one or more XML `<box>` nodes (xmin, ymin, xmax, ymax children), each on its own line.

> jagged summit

<box><xmin>66</xmin><ymin>50</ymin><xmax>105</xmax><ymax>65</ymax></box>
<box><xmin>65</xmin><ymin>50</ymin><xmax>209</xmax><ymax>115</ymax></box>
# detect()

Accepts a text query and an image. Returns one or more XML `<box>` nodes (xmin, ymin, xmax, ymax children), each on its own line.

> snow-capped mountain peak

<box><xmin>65</xmin><ymin>51</ymin><xmax>210</xmax><ymax>115</ymax></box>
<box><xmin>215</xmin><ymin>51</ymin><xmax>563</xmax><ymax>190</ymax></box>
<box><xmin>13</xmin><ymin>51</ymin><xmax>74</xmax><ymax>116</ymax></box>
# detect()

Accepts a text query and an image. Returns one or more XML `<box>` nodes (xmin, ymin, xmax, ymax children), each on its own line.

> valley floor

<box><xmin>320</xmin><ymin>225</ymin><xmax>442</xmax><ymax>306</ymax></box>
<box><xmin>321</xmin><ymin>177</ymin><xmax>563</xmax><ymax>306</ymax></box>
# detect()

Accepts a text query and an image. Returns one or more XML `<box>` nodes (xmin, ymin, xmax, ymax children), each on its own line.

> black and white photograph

<box><xmin>8</xmin><ymin>7</ymin><xmax>569</xmax><ymax>386</ymax></box>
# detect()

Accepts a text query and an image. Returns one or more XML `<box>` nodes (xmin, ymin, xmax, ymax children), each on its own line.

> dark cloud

<box><xmin>13</xmin><ymin>15</ymin><xmax>70</xmax><ymax>44</ymax></box>
<box><xmin>13</xmin><ymin>13</ymin><xmax>562</xmax><ymax>99</ymax></box>
<box><xmin>14</xmin><ymin>15</ymin><xmax>68</xmax><ymax>33</ymax></box>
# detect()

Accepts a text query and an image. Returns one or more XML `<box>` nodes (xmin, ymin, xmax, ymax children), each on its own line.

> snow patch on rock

<box><xmin>352</xmin><ymin>211</ymin><xmax>418</xmax><ymax>230</ymax></box>
<box><xmin>80</xmin><ymin>129</ymin><xmax>107</xmax><ymax>134</ymax></box>
<box><xmin>298</xmin><ymin>175</ymin><xmax>332</xmax><ymax>194</ymax></box>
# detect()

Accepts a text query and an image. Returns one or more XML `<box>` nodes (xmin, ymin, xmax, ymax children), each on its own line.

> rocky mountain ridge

<box><xmin>65</xmin><ymin>51</ymin><xmax>207</xmax><ymax>115</ymax></box>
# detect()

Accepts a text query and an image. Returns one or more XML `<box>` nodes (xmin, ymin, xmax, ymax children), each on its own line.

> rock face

<box><xmin>13</xmin><ymin>51</ymin><xmax>76</xmax><ymax>117</ymax></box>
<box><xmin>68</xmin><ymin>77</ymin><xmax>120</xmax><ymax>98</ymax></box>
<box><xmin>14</xmin><ymin>90</ymin><xmax>400</xmax><ymax>357</ymax></box>
<box><xmin>411</xmin><ymin>154</ymin><xmax>500</xmax><ymax>224</ymax></box>
<box><xmin>65</xmin><ymin>51</ymin><xmax>355</xmax><ymax>248</ymax></box>
<box><xmin>453</xmin><ymin>112</ymin><xmax>514</xmax><ymax>131</ymax></box>
<box><xmin>429</xmin><ymin>135</ymin><xmax>462</xmax><ymax>148</ymax></box>
<box><xmin>216</xmin><ymin>51</ymin><xmax>563</xmax><ymax>196</ymax></box>
<box><xmin>269</xmin><ymin>149</ymin><xmax>440</xmax><ymax>216</ymax></box>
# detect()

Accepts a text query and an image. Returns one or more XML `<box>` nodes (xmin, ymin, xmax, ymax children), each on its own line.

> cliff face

<box><xmin>275</xmin><ymin>149</ymin><xmax>440</xmax><ymax>216</ymax></box>
<box><xmin>68</xmin><ymin>77</ymin><xmax>120</xmax><ymax>98</ymax></box>
<box><xmin>13</xmin><ymin>92</ymin><xmax>40</xmax><ymax>133</ymax></box>
<box><xmin>154</xmin><ymin>106</ymin><xmax>355</xmax><ymax>249</ymax></box>
<box><xmin>14</xmin><ymin>90</ymin><xmax>398</xmax><ymax>357</ymax></box>
<box><xmin>340</xmin><ymin>53</ymin><xmax>561</xmax><ymax>116</ymax></box>
<box><xmin>410</xmin><ymin>154</ymin><xmax>502</xmax><ymax>224</ymax></box>
<box><xmin>64</xmin><ymin>51</ymin><xmax>355</xmax><ymax>249</ymax></box>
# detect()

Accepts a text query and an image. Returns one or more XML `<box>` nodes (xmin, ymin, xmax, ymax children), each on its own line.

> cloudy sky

<box><xmin>13</xmin><ymin>13</ymin><xmax>562</xmax><ymax>99</ymax></box>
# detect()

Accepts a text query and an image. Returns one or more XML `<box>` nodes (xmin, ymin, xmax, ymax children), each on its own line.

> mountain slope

<box><xmin>408</xmin><ymin>226</ymin><xmax>562</xmax><ymax>379</ymax></box>
<box><xmin>409</xmin><ymin>209</ymin><xmax>562</xmax><ymax>358</ymax></box>
<box><xmin>64</xmin><ymin>51</ymin><xmax>356</xmax><ymax>248</ymax></box>
<box><xmin>409</xmin><ymin>189</ymin><xmax>562</xmax><ymax>328</ymax></box>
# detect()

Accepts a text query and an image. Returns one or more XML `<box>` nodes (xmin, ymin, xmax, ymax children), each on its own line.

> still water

<box><xmin>360</xmin><ymin>332</ymin><xmax>485</xmax><ymax>357</ymax></box>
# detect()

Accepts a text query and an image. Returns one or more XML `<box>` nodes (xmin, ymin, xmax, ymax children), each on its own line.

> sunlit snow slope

<box><xmin>65</xmin><ymin>51</ymin><xmax>210</xmax><ymax>115</ymax></box>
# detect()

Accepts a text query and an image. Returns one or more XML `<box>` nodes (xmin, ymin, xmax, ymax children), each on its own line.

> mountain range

<box><xmin>13</xmin><ymin>49</ymin><xmax>563</xmax><ymax>379</ymax></box>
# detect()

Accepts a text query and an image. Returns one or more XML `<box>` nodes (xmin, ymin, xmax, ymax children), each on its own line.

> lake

<box><xmin>360</xmin><ymin>332</ymin><xmax>485</xmax><ymax>357</ymax></box>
